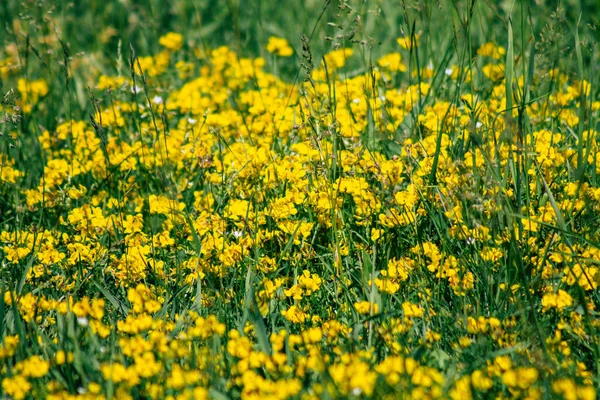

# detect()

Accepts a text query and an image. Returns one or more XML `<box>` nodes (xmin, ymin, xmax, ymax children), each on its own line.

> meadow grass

<box><xmin>1</xmin><ymin>0</ymin><xmax>600</xmax><ymax>399</ymax></box>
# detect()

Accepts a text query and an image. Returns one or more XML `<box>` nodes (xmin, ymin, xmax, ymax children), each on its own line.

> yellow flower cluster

<box><xmin>266</xmin><ymin>36</ymin><xmax>293</xmax><ymax>57</ymax></box>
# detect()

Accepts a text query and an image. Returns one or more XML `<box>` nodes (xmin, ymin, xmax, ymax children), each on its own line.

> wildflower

<box><xmin>355</xmin><ymin>301</ymin><xmax>379</xmax><ymax>315</ymax></box>
<box><xmin>397</xmin><ymin>34</ymin><xmax>419</xmax><ymax>50</ymax></box>
<box><xmin>542</xmin><ymin>289</ymin><xmax>573</xmax><ymax>312</ymax></box>
<box><xmin>402</xmin><ymin>302</ymin><xmax>424</xmax><ymax>318</ymax></box>
<box><xmin>502</xmin><ymin>367</ymin><xmax>538</xmax><ymax>389</ymax></box>
<box><xmin>55</xmin><ymin>350</ymin><xmax>67</xmax><ymax>365</ymax></box>
<box><xmin>471</xmin><ymin>370</ymin><xmax>493</xmax><ymax>391</ymax></box>
<box><xmin>159</xmin><ymin>32</ymin><xmax>184</xmax><ymax>51</ymax></box>
<box><xmin>328</xmin><ymin>356</ymin><xmax>377</xmax><ymax>397</ymax></box>
<box><xmin>377</xmin><ymin>53</ymin><xmax>407</xmax><ymax>72</ymax></box>
<box><xmin>482</xmin><ymin>63</ymin><xmax>504</xmax><ymax>81</ymax></box>
<box><xmin>97</xmin><ymin>75</ymin><xmax>127</xmax><ymax>90</ymax></box>
<box><xmin>16</xmin><ymin>356</ymin><xmax>49</xmax><ymax>378</ymax></box>
<box><xmin>281</xmin><ymin>305</ymin><xmax>307</xmax><ymax>324</ymax></box>
<box><xmin>324</xmin><ymin>48</ymin><xmax>353</xmax><ymax>70</ymax></box>
<box><xmin>2</xmin><ymin>375</ymin><xmax>31</xmax><ymax>400</ymax></box>
<box><xmin>370</xmin><ymin>228</ymin><xmax>382</xmax><ymax>241</ymax></box>
<box><xmin>266</xmin><ymin>36</ymin><xmax>293</xmax><ymax>57</ymax></box>
<box><xmin>477</xmin><ymin>42</ymin><xmax>506</xmax><ymax>59</ymax></box>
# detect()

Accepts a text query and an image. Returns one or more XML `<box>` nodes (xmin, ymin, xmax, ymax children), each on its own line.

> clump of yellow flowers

<box><xmin>266</xmin><ymin>36</ymin><xmax>293</xmax><ymax>57</ymax></box>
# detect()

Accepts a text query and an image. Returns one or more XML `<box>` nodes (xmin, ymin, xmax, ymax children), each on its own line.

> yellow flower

<box><xmin>377</xmin><ymin>52</ymin><xmax>407</xmax><ymax>72</ymax></box>
<box><xmin>329</xmin><ymin>356</ymin><xmax>377</xmax><ymax>397</ymax></box>
<box><xmin>159</xmin><ymin>32</ymin><xmax>183</xmax><ymax>51</ymax></box>
<box><xmin>370</xmin><ymin>228</ymin><xmax>382</xmax><ymax>241</ymax></box>
<box><xmin>482</xmin><ymin>63</ymin><xmax>504</xmax><ymax>81</ymax></box>
<box><xmin>471</xmin><ymin>370</ymin><xmax>493</xmax><ymax>391</ymax></box>
<box><xmin>0</xmin><ymin>336</ymin><xmax>19</xmax><ymax>359</ymax></box>
<box><xmin>501</xmin><ymin>369</ymin><xmax>517</xmax><ymax>387</ymax></box>
<box><xmin>354</xmin><ymin>301</ymin><xmax>379</xmax><ymax>315</ymax></box>
<box><xmin>402</xmin><ymin>302</ymin><xmax>424</xmax><ymax>318</ymax></box>
<box><xmin>266</xmin><ymin>36</ymin><xmax>293</xmax><ymax>57</ymax></box>
<box><xmin>323</xmin><ymin>48</ymin><xmax>353</xmax><ymax>70</ymax></box>
<box><xmin>17</xmin><ymin>78</ymin><xmax>48</xmax><ymax>105</ymax></box>
<box><xmin>281</xmin><ymin>305</ymin><xmax>307</xmax><ymax>324</ymax></box>
<box><xmin>2</xmin><ymin>375</ymin><xmax>31</xmax><ymax>400</ymax></box>
<box><xmin>397</xmin><ymin>34</ymin><xmax>419</xmax><ymax>50</ymax></box>
<box><xmin>97</xmin><ymin>75</ymin><xmax>126</xmax><ymax>90</ymax></box>
<box><xmin>88</xmin><ymin>382</ymin><xmax>102</xmax><ymax>394</ymax></box>
<box><xmin>502</xmin><ymin>367</ymin><xmax>538</xmax><ymax>389</ymax></box>
<box><xmin>55</xmin><ymin>350</ymin><xmax>66</xmax><ymax>365</ymax></box>
<box><xmin>298</xmin><ymin>270</ymin><xmax>323</xmax><ymax>295</ymax></box>
<box><xmin>542</xmin><ymin>289</ymin><xmax>573</xmax><ymax>312</ymax></box>
<box><xmin>477</xmin><ymin>42</ymin><xmax>506</xmax><ymax>59</ymax></box>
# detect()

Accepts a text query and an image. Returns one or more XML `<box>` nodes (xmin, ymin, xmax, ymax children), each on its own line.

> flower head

<box><xmin>266</xmin><ymin>36</ymin><xmax>293</xmax><ymax>57</ymax></box>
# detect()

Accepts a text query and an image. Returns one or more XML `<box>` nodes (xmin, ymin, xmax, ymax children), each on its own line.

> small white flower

<box><xmin>232</xmin><ymin>230</ymin><xmax>243</xmax><ymax>238</ymax></box>
<box><xmin>77</xmin><ymin>317</ymin><xmax>89</xmax><ymax>326</ymax></box>
<box><xmin>77</xmin><ymin>387</ymin><xmax>86</xmax><ymax>395</ymax></box>
<box><xmin>352</xmin><ymin>98</ymin><xmax>361</xmax><ymax>104</ymax></box>
<box><xmin>188</xmin><ymin>118</ymin><xmax>197</xmax><ymax>125</ymax></box>
<box><xmin>351</xmin><ymin>388</ymin><xmax>363</xmax><ymax>396</ymax></box>
<box><xmin>445</xmin><ymin>68</ymin><xmax>454</xmax><ymax>76</ymax></box>
<box><xmin>475</xmin><ymin>121</ymin><xmax>483</xmax><ymax>129</ymax></box>
<box><xmin>466</xmin><ymin>237</ymin><xmax>476</xmax><ymax>245</ymax></box>
<box><xmin>130</xmin><ymin>85</ymin><xmax>142</xmax><ymax>93</ymax></box>
<box><xmin>152</xmin><ymin>95</ymin><xmax>163</xmax><ymax>104</ymax></box>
